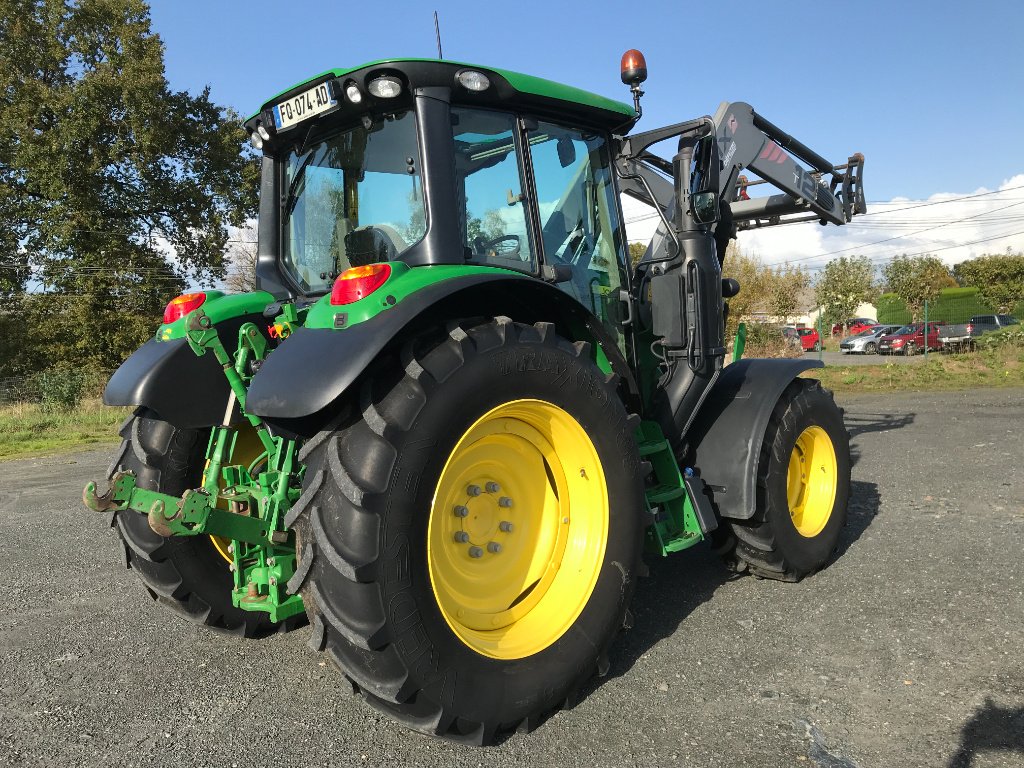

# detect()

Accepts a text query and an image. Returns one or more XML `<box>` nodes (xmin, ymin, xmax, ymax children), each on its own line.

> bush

<box><xmin>975</xmin><ymin>325</ymin><xmax>1024</xmax><ymax>350</ymax></box>
<box><xmin>37</xmin><ymin>369</ymin><xmax>86</xmax><ymax>412</ymax></box>
<box><xmin>738</xmin><ymin>323</ymin><xmax>803</xmax><ymax>359</ymax></box>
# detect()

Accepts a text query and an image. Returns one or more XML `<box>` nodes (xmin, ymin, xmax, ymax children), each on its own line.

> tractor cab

<box><xmin>244</xmin><ymin>59</ymin><xmax>637</xmax><ymax>352</ymax></box>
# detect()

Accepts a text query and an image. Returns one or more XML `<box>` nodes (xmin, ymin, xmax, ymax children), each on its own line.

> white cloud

<box><xmin>623</xmin><ymin>174</ymin><xmax>1024</xmax><ymax>270</ymax></box>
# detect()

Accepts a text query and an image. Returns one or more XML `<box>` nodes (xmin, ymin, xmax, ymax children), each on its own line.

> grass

<box><xmin>803</xmin><ymin>344</ymin><xmax>1024</xmax><ymax>395</ymax></box>
<box><xmin>2</xmin><ymin>341</ymin><xmax>1022</xmax><ymax>461</ymax></box>
<box><xmin>0</xmin><ymin>398</ymin><xmax>129</xmax><ymax>460</ymax></box>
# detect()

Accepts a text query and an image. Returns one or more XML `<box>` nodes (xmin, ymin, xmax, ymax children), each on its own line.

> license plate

<box><xmin>273</xmin><ymin>81</ymin><xmax>338</xmax><ymax>131</ymax></box>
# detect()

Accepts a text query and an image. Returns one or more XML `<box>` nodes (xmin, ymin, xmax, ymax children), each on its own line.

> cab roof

<box><xmin>250</xmin><ymin>58</ymin><xmax>637</xmax><ymax>133</ymax></box>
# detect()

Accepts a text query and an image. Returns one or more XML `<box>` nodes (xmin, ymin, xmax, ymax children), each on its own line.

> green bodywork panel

<box><xmin>303</xmin><ymin>262</ymin><xmax>523</xmax><ymax>329</ymax></box>
<box><xmin>252</xmin><ymin>58</ymin><xmax>635</xmax><ymax>121</ymax></box>
<box><xmin>155</xmin><ymin>290</ymin><xmax>276</xmax><ymax>342</ymax></box>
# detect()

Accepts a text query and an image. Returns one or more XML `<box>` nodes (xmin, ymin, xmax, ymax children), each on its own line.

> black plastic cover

<box><xmin>686</xmin><ymin>358</ymin><xmax>823</xmax><ymax>520</ymax></box>
<box><xmin>103</xmin><ymin>337</ymin><xmax>231</xmax><ymax>428</ymax></box>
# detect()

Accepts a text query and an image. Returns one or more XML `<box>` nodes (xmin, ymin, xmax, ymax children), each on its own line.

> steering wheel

<box><xmin>474</xmin><ymin>234</ymin><xmax>522</xmax><ymax>261</ymax></box>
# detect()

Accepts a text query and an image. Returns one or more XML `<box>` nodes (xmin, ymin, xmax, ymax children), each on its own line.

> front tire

<box><xmin>864</xmin><ymin>341</ymin><xmax>877</xmax><ymax>354</ymax></box>
<box><xmin>108</xmin><ymin>409</ymin><xmax>291</xmax><ymax>637</ymax></box>
<box><xmin>718</xmin><ymin>379</ymin><xmax>850</xmax><ymax>581</ymax></box>
<box><xmin>288</xmin><ymin>319</ymin><xmax>645</xmax><ymax>743</ymax></box>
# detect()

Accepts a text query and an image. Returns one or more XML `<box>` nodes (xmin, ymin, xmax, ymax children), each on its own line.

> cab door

<box><xmin>521</xmin><ymin>120</ymin><xmax>631</xmax><ymax>356</ymax></box>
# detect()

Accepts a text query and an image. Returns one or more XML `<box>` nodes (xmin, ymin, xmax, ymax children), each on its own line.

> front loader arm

<box><xmin>713</xmin><ymin>101</ymin><xmax>866</xmax><ymax>228</ymax></box>
<box><xmin>614</xmin><ymin>103</ymin><xmax>865</xmax><ymax>245</ymax></box>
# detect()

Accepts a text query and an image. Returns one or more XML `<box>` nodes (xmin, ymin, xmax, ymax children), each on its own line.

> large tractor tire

<box><xmin>107</xmin><ymin>409</ymin><xmax>294</xmax><ymax>638</ymax></box>
<box><xmin>288</xmin><ymin>319</ymin><xmax>645</xmax><ymax>744</ymax></box>
<box><xmin>718</xmin><ymin>379</ymin><xmax>850</xmax><ymax>581</ymax></box>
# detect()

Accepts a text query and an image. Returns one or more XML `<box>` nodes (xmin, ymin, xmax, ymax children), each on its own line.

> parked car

<box><xmin>839</xmin><ymin>324</ymin><xmax>903</xmax><ymax>354</ymax></box>
<box><xmin>938</xmin><ymin>314</ymin><xmax>1020</xmax><ymax>351</ymax></box>
<box><xmin>796</xmin><ymin>327</ymin><xmax>821</xmax><ymax>351</ymax></box>
<box><xmin>832</xmin><ymin>317</ymin><xmax>875</xmax><ymax>336</ymax></box>
<box><xmin>877</xmin><ymin>322</ymin><xmax>945</xmax><ymax>355</ymax></box>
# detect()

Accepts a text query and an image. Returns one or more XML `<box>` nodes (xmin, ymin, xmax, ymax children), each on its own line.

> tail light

<box><xmin>163</xmin><ymin>292</ymin><xmax>207</xmax><ymax>324</ymax></box>
<box><xmin>330</xmin><ymin>263</ymin><xmax>391</xmax><ymax>305</ymax></box>
<box><xmin>967</xmin><ymin>323</ymin><xmax>973</xmax><ymax>334</ymax></box>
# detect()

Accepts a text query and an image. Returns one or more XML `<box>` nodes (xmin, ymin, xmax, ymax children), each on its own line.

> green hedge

<box><xmin>876</xmin><ymin>293</ymin><xmax>911</xmax><ymax>324</ymax></box>
<box><xmin>877</xmin><ymin>287</ymin><xmax>994</xmax><ymax>324</ymax></box>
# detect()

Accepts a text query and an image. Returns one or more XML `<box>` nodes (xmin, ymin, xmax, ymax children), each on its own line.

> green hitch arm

<box><xmin>185</xmin><ymin>310</ymin><xmax>276</xmax><ymax>458</ymax></box>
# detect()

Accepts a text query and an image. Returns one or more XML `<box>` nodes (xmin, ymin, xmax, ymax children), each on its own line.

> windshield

<box><xmin>282</xmin><ymin>111</ymin><xmax>425</xmax><ymax>293</ymax></box>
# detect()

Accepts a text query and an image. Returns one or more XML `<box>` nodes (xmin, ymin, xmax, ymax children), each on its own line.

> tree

<box><xmin>722</xmin><ymin>242</ymin><xmax>775</xmax><ymax>337</ymax></box>
<box><xmin>814</xmin><ymin>255</ymin><xmax>876</xmax><ymax>330</ymax></box>
<box><xmin>223</xmin><ymin>223</ymin><xmax>258</xmax><ymax>293</ymax></box>
<box><xmin>628</xmin><ymin>242</ymin><xmax>647</xmax><ymax>267</ymax></box>
<box><xmin>768</xmin><ymin>264</ymin><xmax>811</xmax><ymax>323</ymax></box>
<box><xmin>953</xmin><ymin>252</ymin><xmax>1024</xmax><ymax>313</ymax></box>
<box><xmin>0</xmin><ymin>0</ymin><xmax>258</xmax><ymax>374</ymax></box>
<box><xmin>882</xmin><ymin>254</ymin><xmax>955</xmax><ymax>321</ymax></box>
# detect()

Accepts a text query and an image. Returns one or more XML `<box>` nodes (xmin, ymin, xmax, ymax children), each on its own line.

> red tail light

<box><xmin>330</xmin><ymin>263</ymin><xmax>391</xmax><ymax>305</ymax></box>
<box><xmin>163</xmin><ymin>292</ymin><xmax>207</xmax><ymax>324</ymax></box>
<box><xmin>967</xmin><ymin>323</ymin><xmax>973</xmax><ymax>334</ymax></box>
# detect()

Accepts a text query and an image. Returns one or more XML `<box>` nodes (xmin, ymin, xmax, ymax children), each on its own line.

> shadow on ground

<box><xmin>947</xmin><ymin>698</ymin><xmax>1024</xmax><ymax>768</ymax></box>
<box><xmin>845</xmin><ymin>411</ymin><xmax>916</xmax><ymax>467</ymax></box>
<box><xmin>598</xmin><ymin>479</ymin><xmax>881</xmax><ymax>693</ymax></box>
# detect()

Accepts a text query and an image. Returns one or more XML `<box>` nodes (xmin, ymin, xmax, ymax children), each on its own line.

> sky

<box><xmin>149</xmin><ymin>0</ymin><xmax>1024</xmax><ymax>270</ymax></box>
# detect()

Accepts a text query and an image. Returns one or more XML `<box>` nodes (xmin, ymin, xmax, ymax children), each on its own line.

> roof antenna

<box><xmin>434</xmin><ymin>11</ymin><xmax>443</xmax><ymax>59</ymax></box>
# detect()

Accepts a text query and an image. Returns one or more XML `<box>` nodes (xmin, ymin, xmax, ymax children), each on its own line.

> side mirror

<box><xmin>689</xmin><ymin>135</ymin><xmax>720</xmax><ymax>224</ymax></box>
<box><xmin>556</xmin><ymin>136</ymin><xmax>576</xmax><ymax>168</ymax></box>
<box><xmin>691</xmin><ymin>192</ymin><xmax>719</xmax><ymax>224</ymax></box>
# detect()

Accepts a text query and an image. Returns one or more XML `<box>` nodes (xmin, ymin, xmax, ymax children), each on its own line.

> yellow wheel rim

<box><xmin>205</xmin><ymin>426</ymin><xmax>268</xmax><ymax>563</ymax></box>
<box><xmin>786</xmin><ymin>425</ymin><xmax>838</xmax><ymax>538</ymax></box>
<box><xmin>428</xmin><ymin>399</ymin><xmax>608</xmax><ymax>660</ymax></box>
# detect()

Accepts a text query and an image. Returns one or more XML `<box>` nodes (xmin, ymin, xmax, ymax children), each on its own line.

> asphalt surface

<box><xmin>1</xmin><ymin>388</ymin><xmax>1022</xmax><ymax>768</ymax></box>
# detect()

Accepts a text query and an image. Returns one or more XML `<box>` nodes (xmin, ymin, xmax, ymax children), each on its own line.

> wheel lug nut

<box><xmin>499</xmin><ymin>521</ymin><xmax>514</xmax><ymax>533</ymax></box>
<box><xmin>486</xmin><ymin>482</ymin><xmax>500</xmax><ymax>493</ymax></box>
<box><xmin>468</xmin><ymin>546</ymin><xmax>484</xmax><ymax>558</ymax></box>
<box><xmin>498</xmin><ymin>496</ymin><xmax>513</xmax><ymax>508</ymax></box>
<box><xmin>487</xmin><ymin>542</ymin><xmax>502</xmax><ymax>554</ymax></box>
<box><xmin>467</xmin><ymin>484</ymin><xmax>482</xmax><ymax>497</ymax></box>
<box><xmin>453</xmin><ymin>505</ymin><xmax>469</xmax><ymax>518</ymax></box>
<box><xmin>453</xmin><ymin>531</ymin><xmax>469</xmax><ymax>543</ymax></box>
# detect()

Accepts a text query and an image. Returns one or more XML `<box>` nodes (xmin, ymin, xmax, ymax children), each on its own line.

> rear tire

<box><xmin>108</xmin><ymin>409</ymin><xmax>295</xmax><ymax>638</ymax></box>
<box><xmin>288</xmin><ymin>319</ymin><xmax>645</xmax><ymax>743</ymax></box>
<box><xmin>718</xmin><ymin>379</ymin><xmax>850</xmax><ymax>581</ymax></box>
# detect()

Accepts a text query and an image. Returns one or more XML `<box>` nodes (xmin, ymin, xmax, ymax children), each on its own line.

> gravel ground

<box><xmin>1</xmin><ymin>388</ymin><xmax>1021</xmax><ymax>768</ymax></box>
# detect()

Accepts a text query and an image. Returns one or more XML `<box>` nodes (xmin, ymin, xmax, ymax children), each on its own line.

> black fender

<box><xmin>103</xmin><ymin>315</ymin><xmax>259</xmax><ymax>429</ymax></box>
<box><xmin>245</xmin><ymin>274</ymin><xmax>637</xmax><ymax>431</ymax></box>
<box><xmin>104</xmin><ymin>337</ymin><xmax>231</xmax><ymax>428</ymax></box>
<box><xmin>686</xmin><ymin>358</ymin><xmax>824</xmax><ymax>521</ymax></box>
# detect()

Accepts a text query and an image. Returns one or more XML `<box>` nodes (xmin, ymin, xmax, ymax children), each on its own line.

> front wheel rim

<box><xmin>428</xmin><ymin>399</ymin><xmax>608</xmax><ymax>660</ymax></box>
<box><xmin>786</xmin><ymin>425</ymin><xmax>838</xmax><ymax>538</ymax></box>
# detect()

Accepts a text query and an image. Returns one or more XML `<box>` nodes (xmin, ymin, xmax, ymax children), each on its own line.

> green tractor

<box><xmin>85</xmin><ymin>51</ymin><xmax>866</xmax><ymax>743</ymax></box>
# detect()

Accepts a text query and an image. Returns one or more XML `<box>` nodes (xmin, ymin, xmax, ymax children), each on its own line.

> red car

<box><xmin>796</xmin><ymin>327</ymin><xmax>821</xmax><ymax>351</ymax></box>
<box><xmin>876</xmin><ymin>322</ymin><xmax>944</xmax><ymax>355</ymax></box>
<box><xmin>831</xmin><ymin>317</ymin><xmax>875</xmax><ymax>336</ymax></box>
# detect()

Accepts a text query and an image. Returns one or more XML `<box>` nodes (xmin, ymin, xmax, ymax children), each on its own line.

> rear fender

<box><xmin>103</xmin><ymin>291</ymin><xmax>275</xmax><ymax>428</ymax></box>
<box><xmin>245</xmin><ymin>273</ymin><xmax>637</xmax><ymax>436</ymax></box>
<box><xmin>685</xmin><ymin>358</ymin><xmax>824</xmax><ymax>521</ymax></box>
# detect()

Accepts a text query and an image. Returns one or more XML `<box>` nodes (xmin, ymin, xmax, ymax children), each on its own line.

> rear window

<box><xmin>972</xmin><ymin>315</ymin><xmax>996</xmax><ymax>324</ymax></box>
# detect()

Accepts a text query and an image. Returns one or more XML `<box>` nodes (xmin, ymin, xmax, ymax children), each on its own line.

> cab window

<box><xmin>525</xmin><ymin>121</ymin><xmax>628</xmax><ymax>351</ymax></box>
<box><xmin>451</xmin><ymin>108</ymin><xmax>535</xmax><ymax>272</ymax></box>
